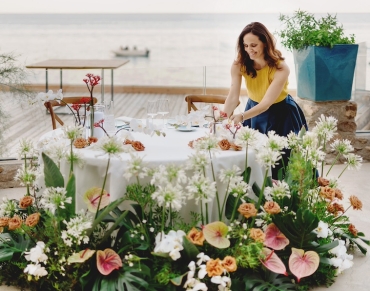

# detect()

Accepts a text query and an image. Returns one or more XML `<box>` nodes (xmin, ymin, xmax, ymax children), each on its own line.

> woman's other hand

<box><xmin>229</xmin><ymin>113</ymin><xmax>244</xmax><ymax>124</ymax></box>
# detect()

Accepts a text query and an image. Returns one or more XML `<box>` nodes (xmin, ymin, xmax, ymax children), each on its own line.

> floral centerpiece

<box><xmin>0</xmin><ymin>115</ymin><xmax>368</xmax><ymax>291</ymax></box>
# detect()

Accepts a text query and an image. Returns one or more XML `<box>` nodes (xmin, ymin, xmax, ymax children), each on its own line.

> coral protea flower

<box><xmin>96</xmin><ymin>248</ymin><xmax>122</xmax><ymax>275</ymax></box>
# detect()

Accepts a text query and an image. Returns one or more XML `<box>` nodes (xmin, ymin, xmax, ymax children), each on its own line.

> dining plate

<box><xmin>115</xmin><ymin>120</ymin><xmax>129</xmax><ymax>128</ymax></box>
<box><xmin>176</xmin><ymin>126</ymin><xmax>196</xmax><ymax>132</ymax></box>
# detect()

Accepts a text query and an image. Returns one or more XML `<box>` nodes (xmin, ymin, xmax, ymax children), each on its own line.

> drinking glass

<box><xmin>157</xmin><ymin>99</ymin><xmax>169</xmax><ymax>128</ymax></box>
<box><xmin>147</xmin><ymin>100</ymin><xmax>158</xmax><ymax>125</ymax></box>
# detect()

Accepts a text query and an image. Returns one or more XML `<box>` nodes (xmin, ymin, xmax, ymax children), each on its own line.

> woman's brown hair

<box><xmin>236</xmin><ymin>22</ymin><xmax>284</xmax><ymax>78</ymax></box>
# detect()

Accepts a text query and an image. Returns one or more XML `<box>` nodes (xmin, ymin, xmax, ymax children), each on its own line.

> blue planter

<box><xmin>293</xmin><ymin>45</ymin><xmax>359</xmax><ymax>101</ymax></box>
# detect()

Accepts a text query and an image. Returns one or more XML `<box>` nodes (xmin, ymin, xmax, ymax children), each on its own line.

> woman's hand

<box><xmin>229</xmin><ymin>113</ymin><xmax>244</xmax><ymax>124</ymax></box>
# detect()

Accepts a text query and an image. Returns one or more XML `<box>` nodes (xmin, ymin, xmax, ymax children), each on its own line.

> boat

<box><xmin>112</xmin><ymin>46</ymin><xmax>150</xmax><ymax>57</ymax></box>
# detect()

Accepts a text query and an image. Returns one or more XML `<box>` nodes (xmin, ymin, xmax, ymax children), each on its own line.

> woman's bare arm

<box><xmin>223</xmin><ymin>62</ymin><xmax>242</xmax><ymax>118</ymax></box>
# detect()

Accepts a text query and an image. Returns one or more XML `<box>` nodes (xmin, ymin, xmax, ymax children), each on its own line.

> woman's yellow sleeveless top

<box><xmin>241</xmin><ymin>65</ymin><xmax>288</xmax><ymax>103</ymax></box>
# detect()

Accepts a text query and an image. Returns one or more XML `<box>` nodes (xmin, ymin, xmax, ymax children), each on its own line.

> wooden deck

<box><xmin>1</xmin><ymin>92</ymin><xmax>248</xmax><ymax>158</ymax></box>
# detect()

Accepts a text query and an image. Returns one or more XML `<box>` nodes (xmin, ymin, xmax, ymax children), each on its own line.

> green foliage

<box><xmin>273</xmin><ymin>208</ymin><xmax>319</xmax><ymax>249</ymax></box>
<box><xmin>243</xmin><ymin>271</ymin><xmax>296</xmax><ymax>291</ymax></box>
<box><xmin>81</xmin><ymin>264</ymin><xmax>151</xmax><ymax>291</ymax></box>
<box><xmin>234</xmin><ymin>242</ymin><xmax>264</xmax><ymax>269</ymax></box>
<box><xmin>42</xmin><ymin>152</ymin><xmax>64</xmax><ymax>188</ymax></box>
<box><xmin>277</xmin><ymin>10</ymin><xmax>355</xmax><ymax>50</ymax></box>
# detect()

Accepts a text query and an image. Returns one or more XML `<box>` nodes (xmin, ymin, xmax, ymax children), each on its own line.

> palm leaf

<box><xmin>42</xmin><ymin>152</ymin><xmax>64</xmax><ymax>187</ymax></box>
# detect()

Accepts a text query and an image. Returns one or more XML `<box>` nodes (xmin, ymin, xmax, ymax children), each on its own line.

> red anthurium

<box><xmin>289</xmin><ymin>248</ymin><xmax>320</xmax><ymax>282</ymax></box>
<box><xmin>264</xmin><ymin>223</ymin><xmax>290</xmax><ymax>250</ymax></box>
<box><xmin>260</xmin><ymin>248</ymin><xmax>288</xmax><ymax>276</ymax></box>
<box><xmin>83</xmin><ymin>187</ymin><xmax>110</xmax><ymax>213</ymax></box>
<box><xmin>96</xmin><ymin>248</ymin><xmax>123</xmax><ymax>275</ymax></box>
<box><xmin>202</xmin><ymin>221</ymin><xmax>230</xmax><ymax>249</ymax></box>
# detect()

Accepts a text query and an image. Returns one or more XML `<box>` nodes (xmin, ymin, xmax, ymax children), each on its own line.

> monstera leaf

<box><xmin>244</xmin><ymin>271</ymin><xmax>296</xmax><ymax>291</ymax></box>
<box><xmin>272</xmin><ymin>208</ymin><xmax>319</xmax><ymax>249</ymax></box>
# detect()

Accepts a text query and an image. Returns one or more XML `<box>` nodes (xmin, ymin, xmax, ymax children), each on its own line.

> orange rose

<box><xmin>8</xmin><ymin>215</ymin><xmax>22</xmax><ymax>231</ymax></box>
<box><xmin>206</xmin><ymin>258</ymin><xmax>224</xmax><ymax>277</ymax></box>
<box><xmin>317</xmin><ymin>177</ymin><xmax>330</xmax><ymax>187</ymax></box>
<box><xmin>263</xmin><ymin>201</ymin><xmax>281</xmax><ymax>215</ymax></box>
<box><xmin>222</xmin><ymin>256</ymin><xmax>237</xmax><ymax>273</ymax></box>
<box><xmin>73</xmin><ymin>137</ymin><xmax>88</xmax><ymax>148</ymax></box>
<box><xmin>348</xmin><ymin>224</ymin><xmax>358</xmax><ymax>236</ymax></box>
<box><xmin>334</xmin><ymin>188</ymin><xmax>343</xmax><ymax>200</ymax></box>
<box><xmin>0</xmin><ymin>217</ymin><xmax>10</xmax><ymax>227</ymax></box>
<box><xmin>132</xmin><ymin>141</ymin><xmax>145</xmax><ymax>151</ymax></box>
<box><xmin>25</xmin><ymin>213</ymin><xmax>40</xmax><ymax>227</ymax></box>
<box><xmin>320</xmin><ymin>186</ymin><xmax>335</xmax><ymax>201</ymax></box>
<box><xmin>249</xmin><ymin>228</ymin><xmax>265</xmax><ymax>242</ymax></box>
<box><xmin>238</xmin><ymin>203</ymin><xmax>257</xmax><ymax>219</ymax></box>
<box><xmin>349</xmin><ymin>195</ymin><xmax>362</xmax><ymax>210</ymax></box>
<box><xmin>188</xmin><ymin>140</ymin><xmax>194</xmax><ymax>148</ymax></box>
<box><xmin>88</xmin><ymin>136</ymin><xmax>98</xmax><ymax>144</ymax></box>
<box><xmin>187</xmin><ymin>228</ymin><xmax>205</xmax><ymax>246</ymax></box>
<box><xmin>19</xmin><ymin>196</ymin><xmax>34</xmax><ymax>209</ymax></box>
<box><xmin>327</xmin><ymin>203</ymin><xmax>344</xmax><ymax>216</ymax></box>
<box><xmin>218</xmin><ymin>139</ymin><xmax>231</xmax><ymax>150</ymax></box>
<box><xmin>230</xmin><ymin>142</ymin><xmax>242</xmax><ymax>151</ymax></box>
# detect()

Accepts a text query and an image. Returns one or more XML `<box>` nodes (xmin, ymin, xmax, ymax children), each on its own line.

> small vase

<box><xmin>211</xmin><ymin>122</ymin><xmax>223</xmax><ymax>136</ymax></box>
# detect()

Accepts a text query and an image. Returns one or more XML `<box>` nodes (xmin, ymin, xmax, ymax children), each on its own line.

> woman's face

<box><xmin>243</xmin><ymin>33</ymin><xmax>265</xmax><ymax>61</ymax></box>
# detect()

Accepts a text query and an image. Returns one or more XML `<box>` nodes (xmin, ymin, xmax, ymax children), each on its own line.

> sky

<box><xmin>2</xmin><ymin>0</ymin><xmax>370</xmax><ymax>14</ymax></box>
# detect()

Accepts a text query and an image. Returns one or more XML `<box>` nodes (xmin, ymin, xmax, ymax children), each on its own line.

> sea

<box><xmin>0</xmin><ymin>13</ymin><xmax>369</xmax><ymax>90</ymax></box>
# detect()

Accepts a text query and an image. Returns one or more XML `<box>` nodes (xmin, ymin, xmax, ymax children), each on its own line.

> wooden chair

<box><xmin>44</xmin><ymin>97</ymin><xmax>98</xmax><ymax>130</ymax></box>
<box><xmin>184</xmin><ymin>94</ymin><xmax>240</xmax><ymax>114</ymax></box>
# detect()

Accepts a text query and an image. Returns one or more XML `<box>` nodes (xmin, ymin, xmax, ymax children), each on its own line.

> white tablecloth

<box><xmin>40</xmin><ymin>127</ymin><xmax>267</xmax><ymax>221</ymax></box>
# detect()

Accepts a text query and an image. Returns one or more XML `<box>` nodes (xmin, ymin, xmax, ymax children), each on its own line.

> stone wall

<box><xmin>0</xmin><ymin>160</ymin><xmax>22</xmax><ymax>189</ymax></box>
<box><xmin>295</xmin><ymin>97</ymin><xmax>370</xmax><ymax>163</ymax></box>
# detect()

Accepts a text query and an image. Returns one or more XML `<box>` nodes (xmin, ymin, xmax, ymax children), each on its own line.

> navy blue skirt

<box><xmin>243</xmin><ymin>95</ymin><xmax>308</xmax><ymax>179</ymax></box>
<box><xmin>243</xmin><ymin>95</ymin><xmax>308</xmax><ymax>136</ymax></box>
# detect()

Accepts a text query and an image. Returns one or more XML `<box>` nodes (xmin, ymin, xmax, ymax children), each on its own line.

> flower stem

<box><xmin>208</xmin><ymin>150</ymin><xmax>221</xmax><ymax>220</ymax></box>
<box><xmin>161</xmin><ymin>206</ymin><xmax>166</xmax><ymax>233</ymax></box>
<box><xmin>94</xmin><ymin>155</ymin><xmax>110</xmax><ymax>220</ymax></box>
<box><xmin>337</xmin><ymin>164</ymin><xmax>348</xmax><ymax>179</ymax></box>
<box><xmin>325</xmin><ymin>154</ymin><xmax>340</xmax><ymax>177</ymax></box>
<box><xmin>69</xmin><ymin>140</ymin><xmax>73</xmax><ymax>177</ymax></box>
<box><xmin>220</xmin><ymin>178</ymin><xmax>231</xmax><ymax>220</ymax></box>
<box><xmin>251</xmin><ymin>168</ymin><xmax>269</xmax><ymax>227</ymax></box>
<box><xmin>244</xmin><ymin>144</ymin><xmax>249</xmax><ymax>183</ymax></box>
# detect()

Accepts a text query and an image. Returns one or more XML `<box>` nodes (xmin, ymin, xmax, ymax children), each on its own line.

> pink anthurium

<box><xmin>67</xmin><ymin>249</ymin><xmax>96</xmax><ymax>264</ymax></box>
<box><xmin>96</xmin><ymin>248</ymin><xmax>123</xmax><ymax>275</ymax></box>
<box><xmin>264</xmin><ymin>223</ymin><xmax>290</xmax><ymax>250</ymax></box>
<box><xmin>289</xmin><ymin>248</ymin><xmax>320</xmax><ymax>282</ymax></box>
<box><xmin>83</xmin><ymin>187</ymin><xmax>110</xmax><ymax>213</ymax></box>
<box><xmin>202</xmin><ymin>221</ymin><xmax>230</xmax><ymax>249</ymax></box>
<box><xmin>260</xmin><ymin>248</ymin><xmax>288</xmax><ymax>276</ymax></box>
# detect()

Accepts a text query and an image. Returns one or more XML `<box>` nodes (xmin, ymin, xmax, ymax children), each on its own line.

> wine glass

<box><xmin>147</xmin><ymin>100</ymin><xmax>158</xmax><ymax>126</ymax></box>
<box><xmin>157</xmin><ymin>99</ymin><xmax>169</xmax><ymax>129</ymax></box>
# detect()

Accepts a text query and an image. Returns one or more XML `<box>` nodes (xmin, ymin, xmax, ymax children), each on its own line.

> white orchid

<box><xmin>153</xmin><ymin>230</ymin><xmax>186</xmax><ymax>260</ymax></box>
<box><xmin>24</xmin><ymin>241</ymin><xmax>48</xmax><ymax>263</ymax></box>
<box><xmin>315</xmin><ymin>221</ymin><xmax>332</xmax><ymax>238</ymax></box>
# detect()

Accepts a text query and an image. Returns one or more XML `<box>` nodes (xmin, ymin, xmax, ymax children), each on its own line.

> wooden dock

<box><xmin>1</xmin><ymin>92</ymin><xmax>248</xmax><ymax>159</ymax></box>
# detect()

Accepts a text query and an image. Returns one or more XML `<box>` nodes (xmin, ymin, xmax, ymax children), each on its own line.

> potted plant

<box><xmin>277</xmin><ymin>10</ymin><xmax>358</xmax><ymax>101</ymax></box>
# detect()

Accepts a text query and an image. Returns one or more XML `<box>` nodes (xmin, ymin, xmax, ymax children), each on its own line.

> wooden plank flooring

<box><xmin>1</xmin><ymin>92</ymin><xmax>248</xmax><ymax>158</ymax></box>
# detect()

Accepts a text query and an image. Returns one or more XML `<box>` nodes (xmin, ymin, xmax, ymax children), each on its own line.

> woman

<box><xmin>224</xmin><ymin>22</ymin><xmax>307</xmax><ymax>179</ymax></box>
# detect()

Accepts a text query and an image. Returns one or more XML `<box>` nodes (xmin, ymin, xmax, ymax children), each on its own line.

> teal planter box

<box><xmin>293</xmin><ymin>45</ymin><xmax>358</xmax><ymax>101</ymax></box>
